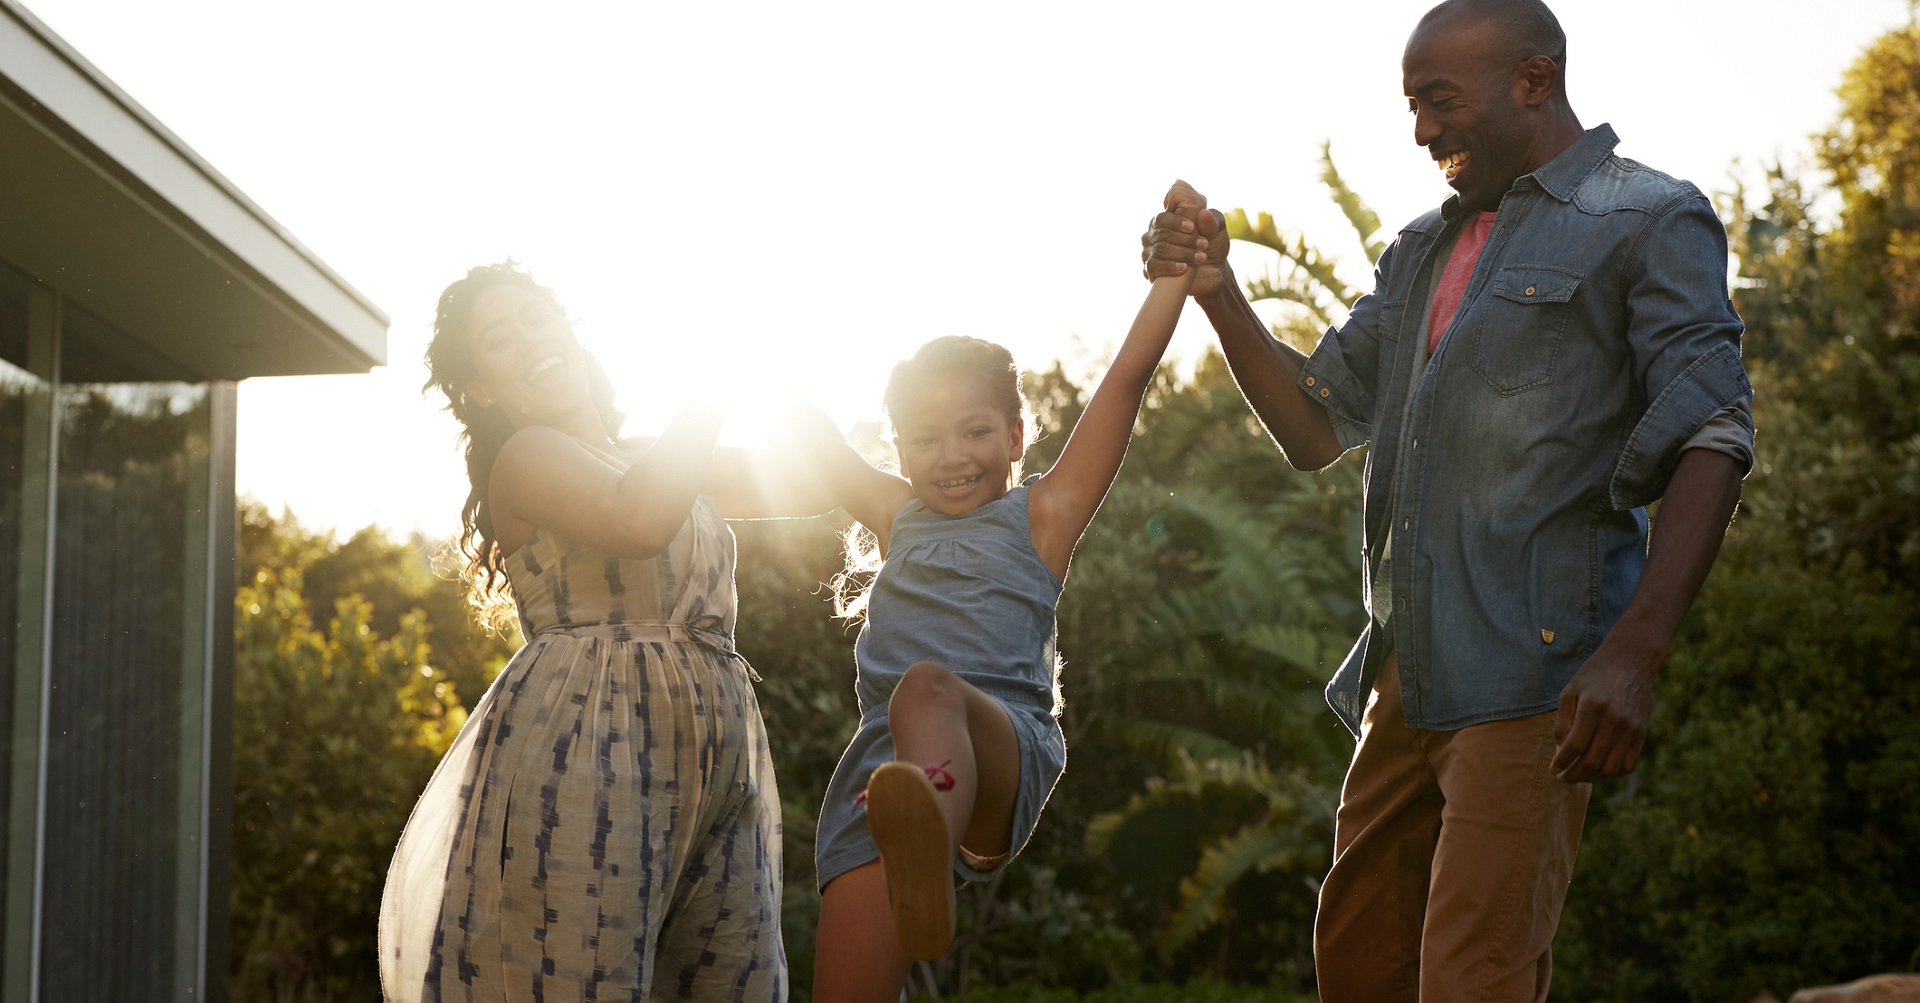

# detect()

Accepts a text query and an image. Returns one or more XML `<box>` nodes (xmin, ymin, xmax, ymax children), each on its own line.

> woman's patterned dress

<box><xmin>380</xmin><ymin>495</ymin><xmax>784</xmax><ymax>1002</ymax></box>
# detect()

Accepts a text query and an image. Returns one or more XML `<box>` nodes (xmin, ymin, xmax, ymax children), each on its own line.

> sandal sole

<box><xmin>866</xmin><ymin>761</ymin><xmax>956</xmax><ymax>960</ymax></box>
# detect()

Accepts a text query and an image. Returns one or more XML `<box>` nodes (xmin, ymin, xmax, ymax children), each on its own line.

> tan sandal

<box><xmin>862</xmin><ymin>760</ymin><xmax>957</xmax><ymax>960</ymax></box>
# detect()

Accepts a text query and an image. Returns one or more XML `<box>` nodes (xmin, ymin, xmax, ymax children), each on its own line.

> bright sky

<box><xmin>19</xmin><ymin>0</ymin><xmax>1916</xmax><ymax>538</ymax></box>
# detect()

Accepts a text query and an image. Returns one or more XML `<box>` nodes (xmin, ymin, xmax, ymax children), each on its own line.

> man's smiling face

<box><xmin>1403</xmin><ymin>14</ymin><xmax>1540</xmax><ymax>214</ymax></box>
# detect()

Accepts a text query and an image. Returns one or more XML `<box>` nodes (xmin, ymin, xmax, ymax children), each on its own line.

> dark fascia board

<box><xmin>0</xmin><ymin>0</ymin><xmax>387</xmax><ymax>374</ymax></box>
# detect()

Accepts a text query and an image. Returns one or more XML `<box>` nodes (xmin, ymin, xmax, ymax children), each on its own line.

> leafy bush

<box><xmin>228</xmin><ymin>509</ymin><xmax>513</xmax><ymax>1001</ymax></box>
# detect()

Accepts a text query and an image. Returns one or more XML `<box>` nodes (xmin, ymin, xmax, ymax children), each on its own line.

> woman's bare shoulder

<box><xmin>489</xmin><ymin>427</ymin><xmax>611</xmax><ymax>511</ymax></box>
<box><xmin>498</xmin><ymin>424</ymin><xmax>579</xmax><ymax>457</ymax></box>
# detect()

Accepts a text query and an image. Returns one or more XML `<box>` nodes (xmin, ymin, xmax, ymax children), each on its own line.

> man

<box><xmin>1142</xmin><ymin>1</ymin><xmax>1752</xmax><ymax>999</ymax></box>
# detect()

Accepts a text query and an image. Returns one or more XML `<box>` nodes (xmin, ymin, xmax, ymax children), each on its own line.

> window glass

<box><xmin>38</xmin><ymin>297</ymin><xmax>208</xmax><ymax>1001</ymax></box>
<box><xmin>0</xmin><ymin>260</ymin><xmax>50</xmax><ymax>979</ymax></box>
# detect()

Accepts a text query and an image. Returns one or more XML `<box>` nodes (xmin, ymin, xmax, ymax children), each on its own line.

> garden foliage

<box><xmin>228</xmin><ymin>507</ymin><xmax>514</xmax><ymax>1001</ymax></box>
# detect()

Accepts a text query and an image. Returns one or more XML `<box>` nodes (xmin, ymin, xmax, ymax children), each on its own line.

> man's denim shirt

<box><xmin>1299</xmin><ymin>125</ymin><xmax>1754</xmax><ymax>735</ymax></box>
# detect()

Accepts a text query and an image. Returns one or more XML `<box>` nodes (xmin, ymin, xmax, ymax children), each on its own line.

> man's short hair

<box><xmin>1421</xmin><ymin>0</ymin><xmax>1568</xmax><ymax>71</ymax></box>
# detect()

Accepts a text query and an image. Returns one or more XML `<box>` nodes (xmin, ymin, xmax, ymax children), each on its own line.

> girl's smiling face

<box><xmin>891</xmin><ymin>377</ymin><xmax>1025</xmax><ymax>517</ymax></box>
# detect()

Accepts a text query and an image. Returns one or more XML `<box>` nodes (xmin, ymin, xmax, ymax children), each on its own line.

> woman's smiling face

<box><xmin>462</xmin><ymin>283</ymin><xmax>594</xmax><ymax>428</ymax></box>
<box><xmin>891</xmin><ymin>377</ymin><xmax>1025</xmax><ymax>517</ymax></box>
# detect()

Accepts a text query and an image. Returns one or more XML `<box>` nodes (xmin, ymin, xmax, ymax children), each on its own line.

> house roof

<box><xmin>0</xmin><ymin>0</ymin><xmax>386</xmax><ymax>378</ymax></box>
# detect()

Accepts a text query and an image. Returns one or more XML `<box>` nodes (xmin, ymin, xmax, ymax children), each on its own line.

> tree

<box><xmin>238</xmin><ymin>502</ymin><xmax>518</xmax><ymax>705</ymax></box>
<box><xmin>230</xmin><ymin>568</ymin><xmax>466</xmax><ymax>999</ymax></box>
<box><xmin>228</xmin><ymin>508</ymin><xmax>514</xmax><ymax>1001</ymax></box>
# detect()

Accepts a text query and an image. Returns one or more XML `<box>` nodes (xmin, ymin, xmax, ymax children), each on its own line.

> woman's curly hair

<box><xmin>422</xmin><ymin>261</ymin><xmax>624</xmax><ymax>627</ymax></box>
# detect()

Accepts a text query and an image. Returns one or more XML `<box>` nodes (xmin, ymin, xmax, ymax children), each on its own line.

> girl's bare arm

<box><xmin>775</xmin><ymin>400</ymin><xmax>916</xmax><ymax>554</ymax></box>
<box><xmin>702</xmin><ymin>445</ymin><xmax>842</xmax><ymax>520</ymax></box>
<box><xmin>1028</xmin><ymin>210</ymin><xmax>1200</xmax><ymax>576</ymax></box>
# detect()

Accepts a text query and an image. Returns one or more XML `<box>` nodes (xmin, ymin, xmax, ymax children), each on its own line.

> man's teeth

<box><xmin>1440</xmin><ymin>151</ymin><xmax>1469</xmax><ymax>180</ymax></box>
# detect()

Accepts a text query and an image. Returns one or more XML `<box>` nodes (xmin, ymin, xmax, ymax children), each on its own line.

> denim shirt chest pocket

<box><xmin>1470</xmin><ymin>264</ymin><xmax>1584</xmax><ymax>395</ymax></box>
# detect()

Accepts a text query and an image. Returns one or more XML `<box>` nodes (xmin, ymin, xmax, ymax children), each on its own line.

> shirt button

<box><xmin>1412</xmin><ymin>438</ymin><xmax>1420</xmax><ymax>450</ymax></box>
<box><xmin>1319</xmin><ymin>388</ymin><xmax>1330</xmax><ymax>398</ymax></box>
<box><xmin>1304</xmin><ymin>376</ymin><xmax>1316</xmax><ymax>387</ymax></box>
<box><xmin>1525</xmin><ymin>285</ymin><xmax>1537</xmax><ymax>296</ymax></box>
<box><xmin>1403</xmin><ymin>518</ymin><xmax>1410</xmax><ymax>530</ymax></box>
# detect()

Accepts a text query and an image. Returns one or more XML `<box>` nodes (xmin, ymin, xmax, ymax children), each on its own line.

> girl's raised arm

<box><xmin>702</xmin><ymin>445</ymin><xmax>842</xmax><ymax>520</ymax></box>
<box><xmin>1028</xmin><ymin>184</ymin><xmax>1204</xmax><ymax>577</ymax></box>
<box><xmin>775</xmin><ymin>399</ymin><xmax>917</xmax><ymax>553</ymax></box>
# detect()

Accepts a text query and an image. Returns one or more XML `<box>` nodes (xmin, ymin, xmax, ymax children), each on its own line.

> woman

<box><xmin>380</xmin><ymin>262</ymin><xmax>816</xmax><ymax>1002</ymax></box>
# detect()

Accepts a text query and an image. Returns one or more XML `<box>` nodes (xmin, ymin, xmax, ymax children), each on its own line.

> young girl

<box><xmin>790</xmin><ymin>184</ymin><xmax>1204</xmax><ymax>1000</ymax></box>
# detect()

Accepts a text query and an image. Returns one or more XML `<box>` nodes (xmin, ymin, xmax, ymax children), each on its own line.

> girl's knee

<box><xmin>890</xmin><ymin>661</ymin><xmax>962</xmax><ymax>720</ymax></box>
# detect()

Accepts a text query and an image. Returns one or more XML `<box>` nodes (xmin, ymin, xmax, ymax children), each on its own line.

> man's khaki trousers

<box><xmin>1314</xmin><ymin>653</ymin><xmax>1591</xmax><ymax>1002</ymax></box>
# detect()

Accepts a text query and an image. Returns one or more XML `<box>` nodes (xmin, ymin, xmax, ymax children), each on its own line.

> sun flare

<box><xmin>593</xmin><ymin>329</ymin><xmax>893</xmax><ymax>450</ymax></box>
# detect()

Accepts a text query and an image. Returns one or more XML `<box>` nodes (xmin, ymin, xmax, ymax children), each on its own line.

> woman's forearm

<box><xmin>613</xmin><ymin>401</ymin><xmax>725</xmax><ymax>549</ymax></box>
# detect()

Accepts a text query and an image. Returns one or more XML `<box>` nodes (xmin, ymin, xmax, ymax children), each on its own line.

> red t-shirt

<box><xmin>1427</xmin><ymin>211</ymin><xmax>1498</xmax><ymax>355</ymax></box>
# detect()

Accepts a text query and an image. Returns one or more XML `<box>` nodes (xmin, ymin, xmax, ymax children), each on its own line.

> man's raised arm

<box><xmin>1142</xmin><ymin>184</ymin><xmax>1344</xmax><ymax>471</ymax></box>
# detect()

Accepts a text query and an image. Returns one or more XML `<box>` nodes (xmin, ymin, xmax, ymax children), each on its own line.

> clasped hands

<box><xmin>1140</xmin><ymin>181</ymin><xmax>1233</xmax><ymax>298</ymax></box>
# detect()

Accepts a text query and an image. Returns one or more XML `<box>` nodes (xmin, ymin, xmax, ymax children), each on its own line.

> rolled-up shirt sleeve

<box><xmin>1609</xmin><ymin>195</ymin><xmax>1754</xmax><ymax>509</ymax></box>
<box><xmin>1298</xmin><ymin>238</ymin><xmax>1408</xmax><ymax>454</ymax></box>
<box><xmin>1679</xmin><ymin>405</ymin><xmax>1755</xmax><ymax>471</ymax></box>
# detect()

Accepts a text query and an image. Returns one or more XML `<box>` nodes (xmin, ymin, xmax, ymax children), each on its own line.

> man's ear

<box><xmin>1517</xmin><ymin>54</ymin><xmax>1559</xmax><ymax>107</ymax></box>
<box><xmin>894</xmin><ymin>442</ymin><xmax>911</xmax><ymax>479</ymax></box>
<box><xmin>1008</xmin><ymin>418</ymin><xmax>1026</xmax><ymax>463</ymax></box>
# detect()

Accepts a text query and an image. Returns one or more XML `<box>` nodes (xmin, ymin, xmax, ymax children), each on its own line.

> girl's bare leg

<box><xmin>814</xmin><ymin>863</ymin><xmax>914</xmax><ymax>1003</ymax></box>
<box><xmin>884</xmin><ymin>660</ymin><xmax>1022</xmax><ymax>857</ymax></box>
<box><xmin>812</xmin><ymin>662</ymin><xmax>1023</xmax><ymax>997</ymax></box>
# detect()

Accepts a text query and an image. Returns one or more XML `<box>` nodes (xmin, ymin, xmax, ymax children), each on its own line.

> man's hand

<box><xmin>1141</xmin><ymin>180</ymin><xmax>1230</xmax><ymax>298</ymax></box>
<box><xmin>1550</xmin><ymin>631</ymin><xmax>1665</xmax><ymax>783</ymax></box>
<box><xmin>1551</xmin><ymin>449</ymin><xmax>1743</xmax><ymax>784</ymax></box>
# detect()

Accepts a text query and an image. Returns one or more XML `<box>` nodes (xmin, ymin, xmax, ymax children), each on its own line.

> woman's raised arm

<box><xmin>489</xmin><ymin>400</ymin><xmax>724</xmax><ymax>559</ymax></box>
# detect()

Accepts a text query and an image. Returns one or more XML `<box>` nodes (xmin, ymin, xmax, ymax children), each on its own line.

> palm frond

<box><xmin>1223</xmin><ymin>208</ymin><xmax>1284</xmax><ymax>251</ymax></box>
<box><xmin>1226</xmin><ymin>209</ymin><xmax>1356</xmax><ymax>310</ymax></box>
<box><xmin>1085</xmin><ymin>769</ymin><xmax>1202</xmax><ymax>857</ymax></box>
<box><xmin>1116</xmin><ymin>719</ymin><xmax>1246</xmax><ymax>771</ymax></box>
<box><xmin>1161</xmin><ymin>824</ymin><xmax>1298</xmax><ymax>955</ymax></box>
<box><xmin>1242</xmin><ymin>623</ymin><xmax>1325</xmax><ymax>673</ymax></box>
<box><xmin>1244</xmin><ymin>270</ymin><xmax>1338</xmax><ymax>330</ymax></box>
<box><xmin>1320</xmin><ymin>140</ymin><xmax>1388</xmax><ymax>264</ymax></box>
